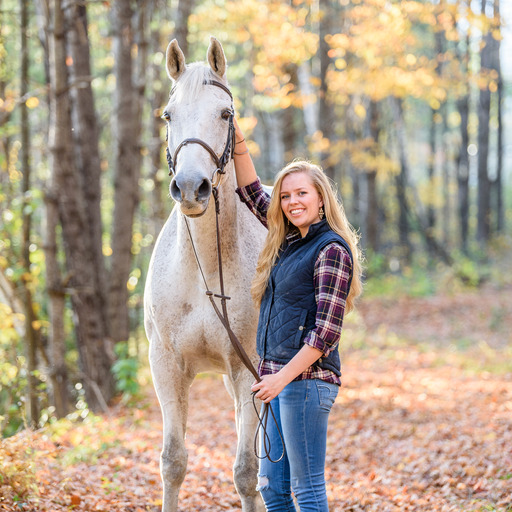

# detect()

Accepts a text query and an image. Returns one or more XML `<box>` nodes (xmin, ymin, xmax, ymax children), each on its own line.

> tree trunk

<box><xmin>20</xmin><ymin>0</ymin><xmax>40</xmax><ymax>428</ymax></box>
<box><xmin>318</xmin><ymin>0</ymin><xmax>335</xmax><ymax>180</ymax></box>
<box><xmin>477</xmin><ymin>0</ymin><xmax>493</xmax><ymax>244</ymax></box>
<box><xmin>365</xmin><ymin>100</ymin><xmax>379</xmax><ymax>252</ymax></box>
<box><xmin>66</xmin><ymin>0</ymin><xmax>109</xmax><ymax>336</ymax></box>
<box><xmin>281</xmin><ymin>63</ymin><xmax>299</xmax><ymax>163</ymax></box>
<box><xmin>456</xmin><ymin>29</ymin><xmax>470</xmax><ymax>254</ymax></box>
<box><xmin>148</xmin><ymin>2</ymin><xmax>170</xmax><ymax>238</ymax></box>
<box><xmin>391</xmin><ymin>98</ymin><xmax>411</xmax><ymax>261</ymax></box>
<box><xmin>35</xmin><ymin>0</ymin><xmax>70</xmax><ymax>417</ymax></box>
<box><xmin>427</xmin><ymin>108</ymin><xmax>436</xmax><ymax>239</ymax></box>
<box><xmin>175</xmin><ymin>0</ymin><xmax>195</xmax><ymax>55</ymax></box>
<box><xmin>493</xmin><ymin>0</ymin><xmax>504</xmax><ymax>233</ymax></box>
<box><xmin>441</xmin><ymin>102</ymin><xmax>451</xmax><ymax>248</ymax></box>
<box><xmin>109</xmin><ymin>0</ymin><xmax>145</xmax><ymax>343</ymax></box>
<box><xmin>46</xmin><ymin>0</ymin><xmax>114</xmax><ymax>412</ymax></box>
<box><xmin>110</xmin><ymin>0</ymin><xmax>135</xmax><ymax>344</ymax></box>
<box><xmin>44</xmin><ymin>191</ymin><xmax>70</xmax><ymax>418</ymax></box>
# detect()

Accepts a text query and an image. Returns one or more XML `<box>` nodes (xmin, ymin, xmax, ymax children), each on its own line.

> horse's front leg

<box><xmin>225</xmin><ymin>367</ymin><xmax>265</xmax><ymax>512</ymax></box>
<box><xmin>150</xmin><ymin>343</ymin><xmax>193</xmax><ymax>512</ymax></box>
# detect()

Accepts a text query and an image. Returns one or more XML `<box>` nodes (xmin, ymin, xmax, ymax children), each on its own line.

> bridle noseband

<box><xmin>165</xmin><ymin>80</ymin><xmax>236</xmax><ymax>189</ymax></box>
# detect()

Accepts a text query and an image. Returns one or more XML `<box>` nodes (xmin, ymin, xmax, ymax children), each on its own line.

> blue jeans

<box><xmin>257</xmin><ymin>379</ymin><xmax>339</xmax><ymax>512</ymax></box>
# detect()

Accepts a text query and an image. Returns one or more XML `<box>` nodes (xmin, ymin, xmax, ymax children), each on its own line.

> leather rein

<box><xmin>165</xmin><ymin>80</ymin><xmax>284</xmax><ymax>463</ymax></box>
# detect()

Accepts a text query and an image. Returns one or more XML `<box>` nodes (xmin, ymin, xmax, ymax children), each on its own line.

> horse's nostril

<box><xmin>197</xmin><ymin>178</ymin><xmax>211</xmax><ymax>201</ymax></box>
<box><xmin>170</xmin><ymin>178</ymin><xmax>182</xmax><ymax>202</ymax></box>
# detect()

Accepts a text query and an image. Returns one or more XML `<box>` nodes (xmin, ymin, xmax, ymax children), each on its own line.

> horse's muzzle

<box><xmin>170</xmin><ymin>175</ymin><xmax>212</xmax><ymax>217</ymax></box>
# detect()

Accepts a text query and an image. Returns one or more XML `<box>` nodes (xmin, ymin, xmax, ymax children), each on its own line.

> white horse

<box><xmin>144</xmin><ymin>37</ymin><xmax>266</xmax><ymax>512</ymax></box>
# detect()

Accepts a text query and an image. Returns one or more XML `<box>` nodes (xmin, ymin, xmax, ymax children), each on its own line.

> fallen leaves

<box><xmin>1</xmin><ymin>288</ymin><xmax>511</xmax><ymax>511</ymax></box>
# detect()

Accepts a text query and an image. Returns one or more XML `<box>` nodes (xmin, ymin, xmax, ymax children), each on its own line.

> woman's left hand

<box><xmin>251</xmin><ymin>374</ymin><xmax>287</xmax><ymax>403</ymax></box>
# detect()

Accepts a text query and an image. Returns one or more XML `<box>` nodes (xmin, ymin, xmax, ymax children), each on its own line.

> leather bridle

<box><xmin>164</xmin><ymin>79</ymin><xmax>284</xmax><ymax>463</ymax></box>
<box><xmin>165</xmin><ymin>80</ymin><xmax>236</xmax><ymax>189</ymax></box>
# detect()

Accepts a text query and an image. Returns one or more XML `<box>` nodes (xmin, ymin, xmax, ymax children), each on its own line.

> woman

<box><xmin>233</xmin><ymin>122</ymin><xmax>362</xmax><ymax>512</ymax></box>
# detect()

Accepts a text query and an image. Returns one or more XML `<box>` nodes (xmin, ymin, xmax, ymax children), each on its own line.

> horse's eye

<box><xmin>162</xmin><ymin>111</ymin><xmax>171</xmax><ymax>122</ymax></box>
<box><xmin>221</xmin><ymin>109</ymin><xmax>232</xmax><ymax>121</ymax></box>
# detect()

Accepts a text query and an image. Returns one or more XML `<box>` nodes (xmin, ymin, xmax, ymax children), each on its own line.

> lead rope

<box><xmin>183</xmin><ymin>188</ymin><xmax>285</xmax><ymax>463</ymax></box>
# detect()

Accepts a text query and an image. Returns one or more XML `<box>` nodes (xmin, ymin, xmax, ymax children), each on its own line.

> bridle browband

<box><xmin>165</xmin><ymin>80</ymin><xmax>236</xmax><ymax>188</ymax></box>
<box><xmin>164</xmin><ymin>79</ymin><xmax>284</xmax><ymax>464</ymax></box>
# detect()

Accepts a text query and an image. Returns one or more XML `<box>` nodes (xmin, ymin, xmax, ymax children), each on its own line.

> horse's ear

<box><xmin>207</xmin><ymin>36</ymin><xmax>227</xmax><ymax>79</ymax></box>
<box><xmin>166</xmin><ymin>39</ymin><xmax>186</xmax><ymax>81</ymax></box>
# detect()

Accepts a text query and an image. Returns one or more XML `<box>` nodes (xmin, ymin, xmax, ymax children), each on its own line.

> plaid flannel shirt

<box><xmin>236</xmin><ymin>179</ymin><xmax>352</xmax><ymax>386</ymax></box>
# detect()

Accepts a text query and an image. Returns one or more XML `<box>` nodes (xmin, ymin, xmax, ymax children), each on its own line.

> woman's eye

<box><xmin>162</xmin><ymin>111</ymin><xmax>171</xmax><ymax>122</ymax></box>
<box><xmin>281</xmin><ymin>195</ymin><xmax>289</xmax><ymax>200</ymax></box>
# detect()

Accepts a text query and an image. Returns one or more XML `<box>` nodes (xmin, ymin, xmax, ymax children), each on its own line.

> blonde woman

<box><xmin>233</xmin><ymin>121</ymin><xmax>362</xmax><ymax>512</ymax></box>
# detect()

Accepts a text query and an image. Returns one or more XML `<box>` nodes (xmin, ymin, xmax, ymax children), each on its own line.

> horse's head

<box><xmin>163</xmin><ymin>37</ymin><xmax>234</xmax><ymax>217</ymax></box>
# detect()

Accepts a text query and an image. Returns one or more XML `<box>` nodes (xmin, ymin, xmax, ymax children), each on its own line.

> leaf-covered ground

<box><xmin>1</xmin><ymin>286</ymin><xmax>511</xmax><ymax>511</ymax></box>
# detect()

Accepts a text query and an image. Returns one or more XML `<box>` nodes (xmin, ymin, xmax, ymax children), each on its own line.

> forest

<box><xmin>0</xmin><ymin>0</ymin><xmax>511</xmax><ymax>510</ymax></box>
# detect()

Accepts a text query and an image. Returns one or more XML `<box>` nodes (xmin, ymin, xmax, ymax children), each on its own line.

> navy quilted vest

<box><xmin>256</xmin><ymin>219</ymin><xmax>352</xmax><ymax>376</ymax></box>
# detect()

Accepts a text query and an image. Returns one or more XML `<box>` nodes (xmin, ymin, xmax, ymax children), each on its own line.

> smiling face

<box><xmin>279</xmin><ymin>171</ymin><xmax>324</xmax><ymax>237</ymax></box>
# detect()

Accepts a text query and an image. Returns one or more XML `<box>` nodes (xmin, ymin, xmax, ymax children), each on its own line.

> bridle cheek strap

<box><xmin>166</xmin><ymin>81</ymin><xmax>236</xmax><ymax>187</ymax></box>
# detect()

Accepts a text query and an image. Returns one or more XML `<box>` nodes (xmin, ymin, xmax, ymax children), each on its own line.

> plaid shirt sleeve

<box><xmin>235</xmin><ymin>179</ymin><xmax>270</xmax><ymax>229</ymax></box>
<box><xmin>302</xmin><ymin>243</ymin><xmax>352</xmax><ymax>356</ymax></box>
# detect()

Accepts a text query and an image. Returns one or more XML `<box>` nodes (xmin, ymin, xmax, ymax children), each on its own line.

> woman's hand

<box><xmin>252</xmin><ymin>345</ymin><xmax>324</xmax><ymax>402</ymax></box>
<box><xmin>251</xmin><ymin>374</ymin><xmax>287</xmax><ymax>403</ymax></box>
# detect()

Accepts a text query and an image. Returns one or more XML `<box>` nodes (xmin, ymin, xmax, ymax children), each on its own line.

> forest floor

<box><xmin>1</xmin><ymin>284</ymin><xmax>512</xmax><ymax>512</ymax></box>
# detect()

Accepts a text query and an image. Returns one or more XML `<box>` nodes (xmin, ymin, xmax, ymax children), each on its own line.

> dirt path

<box><xmin>1</xmin><ymin>291</ymin><xmax>511</xmax><ymax>511</ymax></box>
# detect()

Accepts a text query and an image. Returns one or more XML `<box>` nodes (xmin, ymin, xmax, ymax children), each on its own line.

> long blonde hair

<box><xmin>252</xmin><ymin>161</ymin><xmax>363</xmax><ymax>313</ymax></box>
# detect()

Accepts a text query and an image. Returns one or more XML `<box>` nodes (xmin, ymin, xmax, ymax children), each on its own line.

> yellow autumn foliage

<box><xmin>190</xmin><ymin>0</ymin><xmax>317</xmax><ymax>102</ymax></box>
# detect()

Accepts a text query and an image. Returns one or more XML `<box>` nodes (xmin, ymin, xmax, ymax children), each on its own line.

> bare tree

<box><xmin>20</xmin><ymin>0</ymin><xmax>40</xmax><ymax>428</ymax></box>
<box><xmin>476</xmin><ymin>0</ymin><xmax>493</xmax><ymax>244</ymax></box>
<box><xmin>108</xmin><ymin>0</ymin><xmax>147</xmax><ymax>343</ymax></box>
<box><xmin>391</xmin><ymin>98</ymin><xmax>412</xmax><ymax>261</ymax></box>
<box><xmin>175</xmin><ymin>0</ymin><xmax>195</xmax><ymax>55</ymax></box>
<box><xmin>492</xmin><ymin>0</ymin><xmax>504</xmax><ymax>233</ymax></box>
<box><xmin>456</xmin><ymin>75</ymin><xmax>470</xmax><ymax>252</ymax></box>
<box><xmin>318</xmin><ymin>0</ymin><xmax>336</xmax><ymax>180</ymax></box>
<box><xmin>44</xmin><ymin>0</ymin><xmax>115</xmax><ymax>412</ymax></box>
<box><xmin>66</xmin><ymin>0</ymin><xmax>109</xmax><ymax>339</ymax></box>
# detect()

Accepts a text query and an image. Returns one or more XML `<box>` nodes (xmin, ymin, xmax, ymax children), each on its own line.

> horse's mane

<box><xmin>169</xmin><ymin>63</ymin><xmax>224</xmax><ymax>105</ymax></box>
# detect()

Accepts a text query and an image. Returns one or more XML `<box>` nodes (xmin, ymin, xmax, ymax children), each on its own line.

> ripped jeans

<box><xmin>257</xmin><ymin>379</ymin><xmax>339</xmax><ymax>512</ymax></box>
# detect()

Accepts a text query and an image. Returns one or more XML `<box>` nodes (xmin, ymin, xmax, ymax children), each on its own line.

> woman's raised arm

<box><xmin>233</xmin><ymin>118</ymin><xmax>258</xmax><ymax>188</ymax></box>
